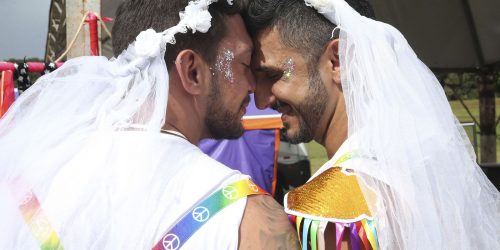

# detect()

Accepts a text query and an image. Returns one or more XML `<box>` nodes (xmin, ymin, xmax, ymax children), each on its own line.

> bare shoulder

<box><xmin>238</xmin><ymin>195</ymin><xmax>300</xmax><ymax>250</ymax></box>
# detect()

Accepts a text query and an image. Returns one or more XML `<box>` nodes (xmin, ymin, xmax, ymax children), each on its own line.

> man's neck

<box><xmin>162</xmin><ymin>121</ymin><xmax>200</xmax><ymax>145</ymax></box>
<box><xmin>163</xmin><ymin>90</ymin><xmax>206</xmax><ymax>145</ymax></box>
<box><xmin>317</xmin><ymin>97</ymin><xmax>348</xmax><ymax>159</ymax></box>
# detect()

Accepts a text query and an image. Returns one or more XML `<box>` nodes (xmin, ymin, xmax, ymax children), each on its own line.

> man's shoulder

<box><xmin>285</xmin><ymin>166</ymin><xmax>373</xmax><ymax>222</ymax></box>
<box><xmin>191</xmin><ymin>147</ymin><xmax>244</xmax><ymax>175</ymax></box>
<box><xmin>158</xmin><ymin>138</ymin><xmax>240</xmax><ymax>175</ymax></box>
<box><xmin>239</xmin><ymin>195</ymin><xmax>300</xmax><ymax>249</ymax></box>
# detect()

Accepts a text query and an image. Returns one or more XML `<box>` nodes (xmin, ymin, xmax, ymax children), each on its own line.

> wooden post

<box><xmin>66</xmin><ymin>0</ymin><xmax>100</xmax><ymax>58</ymax></box>
<box><xmin>45</xmin><ymin>0</ymin><xmax>67</xmax><ymax>62</ymax></box>
<box><xmin>478</xmin><ymin>70</ymin><xmax>497</xmax><ymax>163</ymax></box>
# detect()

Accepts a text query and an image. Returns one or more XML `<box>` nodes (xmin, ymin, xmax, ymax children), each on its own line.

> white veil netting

<box><xmin>0</xmin><ymin>0</ymin><xmax>230</xmax><ymax>248</ymax></box>
<box><xmin>305</xmin><ymin>0</ymin><xmax>500</xmax><ymax>249</ymax></box>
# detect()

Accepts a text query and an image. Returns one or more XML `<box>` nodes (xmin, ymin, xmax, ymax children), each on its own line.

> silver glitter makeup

<box><xmin>215</xmin><ymin>49</ymin><xmax>235</xmax><ymax>82</ymax></box>
<box><xmin>281</xmin><ymin>58</ymin><xmax>295</xmax><ymax>80</ymax></box>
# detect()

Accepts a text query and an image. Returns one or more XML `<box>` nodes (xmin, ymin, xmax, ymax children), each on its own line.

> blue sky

<box><xmin>0</xmin><ymin>0</ymin><xmax>51</xmax><ymax>60</ymax></box>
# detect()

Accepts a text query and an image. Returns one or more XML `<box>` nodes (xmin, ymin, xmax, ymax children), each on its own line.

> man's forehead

<box><xmin>219</xmin><ymin>38</ymin><xmax>252</xmax><ymax>53</ymax></box>
<box><xmin>218</xmin><ymin>14</ymin><xmax>253</xmax><ymax>54</ymax></box>
<box><xmin>252</xmin><ymin>27</ymin><xmax>299</xmax><ymax>69</ymax></box>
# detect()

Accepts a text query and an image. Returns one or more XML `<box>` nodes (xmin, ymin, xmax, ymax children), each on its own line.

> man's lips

<box><xmin>270</xmin><ymin>100</ymin><xmax>295</xmax><ymax>122</ymax></box>
<box><xmin>242</xmin><ymin>95</ymin><xmax>250</xmax><ymax>108</ymax></box>
<box><xmin>241</xmin><ymin>104</ymin><xmax>248</xmax><ymax>115</ymax></box>
<box><xmin>276</xmin><ymin>103</ymin><xmax>294</xmax><ymax>122</ymax></box>
<box><xmin>240</xmin><ymin>96</ymin><xmax>250</xmax><ymax>115</ymax></box>
<box><xmin>278</xmin><ymin>106</ymin><xmax>292</xmax><ymax>116</ymax></box>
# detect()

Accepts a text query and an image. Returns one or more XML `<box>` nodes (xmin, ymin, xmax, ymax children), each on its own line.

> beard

<box><xmin>284</xmin><ymin>68</ymin><xmax>328</xmax><ymax>144</ymax></box>
<box><xmin>205</xmin><ymin>74</ymin><xmax>247</xmax><ymax>139</ymax></box>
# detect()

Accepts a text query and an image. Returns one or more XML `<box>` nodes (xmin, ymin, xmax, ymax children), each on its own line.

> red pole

<box><xmin>86</xmin><ymin>12</ymin><xmax>99</xmax><ymax>56</ymax></box>
<box><xmin>0</xmin><ymin>62</ymin><xmax>64</xmax><ymax>73</ymax></box>
<box><xmin>1</xmin><ymin>70</ymin><xmax>15</xmax><ymax>117</ymax></box>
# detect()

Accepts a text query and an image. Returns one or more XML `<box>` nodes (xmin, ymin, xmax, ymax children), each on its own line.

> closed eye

<box><xmin>253</xmin><ymin>66</ymin><xmax>284</xmax><ymax>83</ymax></box>
<box><xmin>267</xmin><ymin>70</ymin><xmax>283</xmax><ymax>82</ymax></box>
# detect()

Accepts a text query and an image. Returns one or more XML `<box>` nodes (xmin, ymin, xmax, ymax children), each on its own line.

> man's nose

<box><xmin>248</xmin><ymin>72</ymin><xmax>256</xmax><ymax>93</ymax></box>
<box><xmin>254</xmin><ymin>83</ymin><xmax>275</xmax><ymax>110</ymax></box>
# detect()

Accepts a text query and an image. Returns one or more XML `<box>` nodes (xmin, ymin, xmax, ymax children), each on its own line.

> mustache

<box><xmin>241</xmin><ymin>95</ymin><xmax>250</xmax><ymax>108</ymax></box>
<box><xmin>271</xmin><ymin>100</ymin><xmax>287</xmax><ymax>110</ymax></box>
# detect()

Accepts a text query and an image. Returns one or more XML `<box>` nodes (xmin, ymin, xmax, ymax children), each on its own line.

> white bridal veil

<box><xmin>305</xmin><ymin>0</ymin><xmax>500</xmax><ymax>249</ymax></box>
<box><xmin>0</xmin><ymin>0</ymin><xmax>224</xmax><ymax>248</ymax></box>
<box><xmin>0</xmin><ymin>0</ymin><xmax>498</xmax><ymax>248</ymax></box>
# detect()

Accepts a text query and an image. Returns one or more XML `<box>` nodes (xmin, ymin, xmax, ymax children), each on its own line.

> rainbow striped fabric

<box><xmin>14</xmin><ymin>178</ymin><xmax>265</xmax><ymax>250</ymax></box>
<box><xmin>152</xmin><ymin>178</ymin><xmax>267</xmax><ymax>250</ymax></box>
<box><xmin>289</xmin><ymin>214</ymin><xmax>378</xmax><ymax>250</ymax></box>
<box><xmin>15</xmin><ymin>189</ymin><xmax>64</xmax><ymax>250</ymax></box>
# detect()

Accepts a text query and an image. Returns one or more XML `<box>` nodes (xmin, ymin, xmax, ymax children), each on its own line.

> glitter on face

<box><xmin>215</xmin><ymin>49</ymin><xmax>235</xmax><ymax>83</ymax></box>
<box><xmin>281</xmin><ymin>58</ymin><xmax>295</xmax><ymax>81</ymax></box>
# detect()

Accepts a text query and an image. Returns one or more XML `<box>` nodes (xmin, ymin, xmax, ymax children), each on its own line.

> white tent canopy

<box><xmin>371</xmin><ymin>0</ymin><xmax>500</xmax><ymax>71</ymax></box>
<box><xmin>100</xmin><ymin>0</ymin><xmax>500</xmax><ymax>71</ymax></box>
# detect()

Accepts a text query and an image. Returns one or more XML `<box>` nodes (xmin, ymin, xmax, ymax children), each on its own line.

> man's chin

<box><xmin>283</xmin><ymin>125</ymin><xmax>313</xmax><ymax>144</ymax></box>
<box><xmin>285</xmin><ymin>132</ymin><xmax>304</xmax><ymax>144</ymax></box>
<box><xmin>208</xmin><ymin>121</ymin><xmax>244</xmax><ymax>140</ymax></box>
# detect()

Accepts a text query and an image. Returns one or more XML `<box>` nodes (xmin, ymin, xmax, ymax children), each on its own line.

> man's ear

<box><xmin>323</xmin><ymin>38</ymin><xmax>341</xmax><ymax>86</ymax></box>
<box><xmin>175</xmin><ymin>50</ymin><xmax>209</xmax><ymax>95</ymax></box>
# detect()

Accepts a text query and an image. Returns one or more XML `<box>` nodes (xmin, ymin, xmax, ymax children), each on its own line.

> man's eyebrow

<box><xmin>241</xmin><ymin>46</ymin><xmax>253</xmax><ymax>58</ymax></box>
<box><xmin>246</xmin><ymin>44</ymin><xmax>254</xmax><ymax>53</ymax></box>
<box><xmin>253</xmin><ymin>64</ymin><xmax>282</xmax><ymax>73</ymax></box>
<box><xmin>235</xmin><ymin>42</ymin><xmax>252</xmax><ymax>55</ymax></box>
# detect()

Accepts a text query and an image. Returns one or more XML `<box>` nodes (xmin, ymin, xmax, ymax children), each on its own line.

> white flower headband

<box><xmin>134</xmin><ymin>0</ymin><xmax>223</xmax><ymax>58</ymax></box>
<box><xmin>304</xmin><ymin>0</ymin><xmax>333</xmax><ymax>13</ymax></box>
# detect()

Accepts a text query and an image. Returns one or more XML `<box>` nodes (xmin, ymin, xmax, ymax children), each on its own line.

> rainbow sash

<box><xmin>14</xmin><ymin>178</ymin><xmax>265</xmax><ymax>250</ymax></box>
<box><xmin>152</xmin><ymin>178</ymin><xmax>267</xmax><ymax>250</ymax></box>
<box><xmin>13</xmin><ymin>188</ymin><xmax>64</xmax><ymax>250</ymax></box>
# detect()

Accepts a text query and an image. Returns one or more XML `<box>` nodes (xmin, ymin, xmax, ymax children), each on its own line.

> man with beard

<box><xmin>0</xmin><ymin>0</ymin><xmax>299</xmax><ymax>249</ymax></box>
<box><xmin>246</xmin><ymin>0</ymin><xmax>499</xmax><ymax>249</ymax></box>
<box><xmin>246</xmin><ymin>2</ymin><xmax>375</xmax><ymax>249</ymax></box>
<box><xmin>110</xmin><ymin>1</ymin><xmax>300</xmax><ymax>248</ymax></box>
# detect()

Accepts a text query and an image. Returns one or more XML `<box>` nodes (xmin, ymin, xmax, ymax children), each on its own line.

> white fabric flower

<box><xmin>134</xmin><ymin>29</ymin><xmax>163</xmax><ymax>57</ymax></box>
<box><xmin>305</xmin><ymin>0</ymin><xmax>332</xmax><ymax>13</ymax></box>
<box><xmin>180</xmin><ymin>2</ymin><xmax>212</xmax><ymax>34</ymax></box>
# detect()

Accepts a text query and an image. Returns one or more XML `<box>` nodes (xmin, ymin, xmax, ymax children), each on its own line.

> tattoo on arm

<box><xmin>239</xmin><ymin>195</ymin><xmax>300</xmax><ymax>250</ymax></box>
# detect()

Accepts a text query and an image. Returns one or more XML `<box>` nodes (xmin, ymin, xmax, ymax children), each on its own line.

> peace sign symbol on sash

<box><xmin>152</xmin><ymin>178</ymin><xmax>267</xmax><ymax>250</ymax></box>
<box><xmin>192</xmin><ymin>206</ymin><xmax>210</xmax><ymax>222</ymax></box>
<box><xmin>247</xmin><ymin>179</ymin><xmax>259</xmax><ymax>192</ymax></box>
<box><xmin>162</xmin><ymin>234</ymin><xmax>180</xmax><ymax>250</ymax></box>
<box><xmin>222</xmin><ymin>186</ymin><xmax>238</xmax><ymax>200</ymax></box>
<box><xmin>19</xmin><ymin>191</ymin><xmax>34</xmax><ymax>205</ymax></box>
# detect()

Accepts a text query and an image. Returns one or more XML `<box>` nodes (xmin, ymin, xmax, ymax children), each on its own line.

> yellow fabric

<box><xmin>287</xmin><ymin>167</ymin><xmax>372</xmax><ymax>220</ymax></box>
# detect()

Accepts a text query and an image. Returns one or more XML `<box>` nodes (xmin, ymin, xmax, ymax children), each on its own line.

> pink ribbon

<box><xmin>335</xmin><ymin>223</ymin><xmax>346</xmax><ymax>250</ymax></box>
